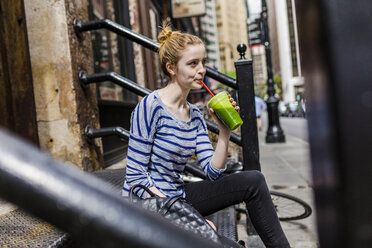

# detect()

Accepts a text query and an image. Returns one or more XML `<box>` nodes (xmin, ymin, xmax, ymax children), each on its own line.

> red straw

<box><xmin>199</xmin><ymin>80</ymin><xmax>215</xmax><ymax>97</ymax></box>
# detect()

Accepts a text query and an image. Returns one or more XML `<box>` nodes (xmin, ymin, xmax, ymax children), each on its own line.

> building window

<box><xmin>88</xmin><ymin>0</ymin><xmax>137</xmax><ymax>103</ymax></box>
<box><xmin>286</xmin><ymin>0</ymin><xmax>299</xmax><ymax>77</ymax></box>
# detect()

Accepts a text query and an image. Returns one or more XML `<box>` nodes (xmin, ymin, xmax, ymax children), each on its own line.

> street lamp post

<box><xmin>261</xmin><ymin>0</ymin><xmax>285</xmax><ymax>143</ymax></box>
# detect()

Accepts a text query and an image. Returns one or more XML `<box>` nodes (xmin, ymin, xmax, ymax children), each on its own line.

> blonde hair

<box><xmin>158</xmin><ymin>21</ymin><xmax>204</xmax><ymax>76</ymax></box>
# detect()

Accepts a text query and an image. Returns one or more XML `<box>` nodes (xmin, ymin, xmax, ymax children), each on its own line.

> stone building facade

<box><xmin>0</xmin><ymin>0</ymin><xmax>205</xmax><ymax>170</ymax></box>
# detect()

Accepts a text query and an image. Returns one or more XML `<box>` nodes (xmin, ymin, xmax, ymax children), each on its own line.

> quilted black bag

<box><xmin>129</xmin><ymin>184</ymin><xmax>221</xmax><ymax>245</ymax></box>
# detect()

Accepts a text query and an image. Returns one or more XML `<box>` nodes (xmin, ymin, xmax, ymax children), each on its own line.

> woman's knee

<box><xmin>239</xmin><ymin>170</ymin><xmax>269</xmax><ymax>194</ymax></box>
<box><xmin>239</xmin><ymin>171</ymin><xmax>271</xmax><ymax>204</ymax></box>
<box><xmin>225</xmin><ymin>170</ymin><xmax>265</xmax><ymax>188</ymax></box>
<box><xmin>241</xmin><ymin>170</ymin><xmax>266</xmax><ymax>185</ymax></box>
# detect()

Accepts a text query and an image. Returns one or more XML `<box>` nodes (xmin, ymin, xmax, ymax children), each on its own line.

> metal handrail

<box><xmin>85</xmin><ymin>125</ymin><xmax>130</xmax><ymax>142</ymax></box>
<box><xmin>79</xmin><ymin>71</ymin><xmax>151</xmax><ymax>97</ymax></box>
<box><xmin>73</xmin><ymin>18</ymin><xmax>237</xmax><ymax>89</ymax></box>
<box><xmin>205</xmin><ymin>67</ymin><xmax>237</xmax><ymax>89</ymax></box>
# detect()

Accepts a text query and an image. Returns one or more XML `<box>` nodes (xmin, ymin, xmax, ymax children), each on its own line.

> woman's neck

<box><xmin>159</xmin><ymin>81</ymin><xmax>189</xmax><ymax>109</ymax></box>
<box><xmin>158</xmin><ymin>81</ymin><xmax>191</xmax><ymax>122</ymax></box>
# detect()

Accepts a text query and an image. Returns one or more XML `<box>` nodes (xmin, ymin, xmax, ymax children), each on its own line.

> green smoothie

<box><xmin>207</xmin><ymin>91</ymin><xmax>243</xmax><ymax>130</ymax></box>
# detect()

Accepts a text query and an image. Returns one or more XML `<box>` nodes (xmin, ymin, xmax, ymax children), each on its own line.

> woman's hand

<box><xmin>206</xmin><ymin>219</ymin><xmax>217</xmax><ymax>231</ymax></box>
<box><xmin>148</xmin><ymin>185</ymin><xmax>166</xmax><ymax>198</ymax></box>
<box><xmin>229</xmin><ymin>94</ymin><xmax>240</xmax><ymax>112</ymax></box>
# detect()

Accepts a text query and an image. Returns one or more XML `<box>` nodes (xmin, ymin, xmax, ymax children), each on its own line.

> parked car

<box><xmin>278</xmin><ymin>101</ymin><xmax>289</xmax><ymax>116</ymax></box>
<box><xmin>287</xmin><ymin>101</ymin><xmax>306</xmax><ymax>118</ymax></box>
<box><xmin>278</xmin><ymin>101</ymin><xmax>306</xmax><ymax>118</ymax></box>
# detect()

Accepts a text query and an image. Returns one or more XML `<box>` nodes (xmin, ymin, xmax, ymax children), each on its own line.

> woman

<box><xmin>122</xmin><ymin>22</ymin><xmax>290</xmax><ymax>248</ymax></box>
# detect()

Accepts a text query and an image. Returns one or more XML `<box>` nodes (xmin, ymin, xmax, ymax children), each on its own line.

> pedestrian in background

<box><xmin>255</xmin><ymin>95</ymin><xmax>266</xmax><ymax>131</ymax></box>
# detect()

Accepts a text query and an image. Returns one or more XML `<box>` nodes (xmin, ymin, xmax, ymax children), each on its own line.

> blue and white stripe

<box><xmin>122</xmin><ymin>90</ymin><xmax>225</xmax><ymax>198</ymax></box>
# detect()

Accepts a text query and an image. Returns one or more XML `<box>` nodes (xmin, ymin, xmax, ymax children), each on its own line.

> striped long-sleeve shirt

<box><xmin>122</xmin><ymin>90</ymin><xmax>226</xmax><ymax>198</ymax></box>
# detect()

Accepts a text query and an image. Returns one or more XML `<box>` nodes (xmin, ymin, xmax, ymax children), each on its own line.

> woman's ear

<box><xmin>166</xmin><ymin>62</ymin><xmax>176</xmax><ymax>77</ymax></box>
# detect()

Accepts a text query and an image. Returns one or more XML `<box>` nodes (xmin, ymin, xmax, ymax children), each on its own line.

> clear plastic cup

<box><xmin>207</xmin><ymin>91</ymin><xmax>243</xmax><ymax>130</ymax></box>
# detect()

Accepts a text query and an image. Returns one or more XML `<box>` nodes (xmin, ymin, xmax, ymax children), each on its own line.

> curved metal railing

<box><xmin>74</xmin><ymin>18</ymin><xmax>237</xmax><ymax>89</ymax></box>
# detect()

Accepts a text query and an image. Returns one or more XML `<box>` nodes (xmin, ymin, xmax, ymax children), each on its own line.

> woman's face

<box><xmin>170</xmin><ymin>44</ymin><xmax>207</xmax><ymax>90</ymax></box>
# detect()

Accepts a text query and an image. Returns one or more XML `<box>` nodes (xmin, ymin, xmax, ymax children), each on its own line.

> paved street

<box><xmin>279</xmin><ymin>117</ymin><xmax>308</xmax><ymax>142</ymax></box>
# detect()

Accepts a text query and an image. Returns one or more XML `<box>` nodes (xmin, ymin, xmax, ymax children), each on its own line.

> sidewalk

<box><xmin>237</xmin><ymin>131</ymin><xmax>319</xmax><ymax>247</ymax></box>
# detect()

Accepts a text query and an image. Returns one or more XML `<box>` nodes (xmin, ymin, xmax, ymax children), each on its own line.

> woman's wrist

<box><xmin>218</xmin><ymin>124</ymin><xmax>231</xmax><ymax>139</ymax></box>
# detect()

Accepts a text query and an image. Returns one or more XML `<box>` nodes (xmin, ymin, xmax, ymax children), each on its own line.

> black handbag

<box><xmin>129</xmin><ymin>184</ymin><xmax>221</xmax><ymax>245</ymax></box>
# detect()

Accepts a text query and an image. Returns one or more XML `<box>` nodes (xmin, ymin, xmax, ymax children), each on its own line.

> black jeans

<box><xmin>184</xmin><ymin>170</ymin><xmax>290</xmax><ymax>248</ymax></box>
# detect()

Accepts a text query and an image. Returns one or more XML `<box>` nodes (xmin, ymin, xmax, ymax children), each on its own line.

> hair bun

<box><xmin>158</xmin><ymin>22</ymin><xmax>173</xmax><ymax>45</ymax></box>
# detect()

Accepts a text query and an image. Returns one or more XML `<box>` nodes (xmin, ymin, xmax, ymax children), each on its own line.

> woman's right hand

<box><xmin>206</xmin><ymin>219</ymin><xmax>217</xmax><ymax>231</ymax></box>
<box><xmin>148</xmin><ymin>185</ymin><xmax>166</xmax><ymax>198</ymax></box>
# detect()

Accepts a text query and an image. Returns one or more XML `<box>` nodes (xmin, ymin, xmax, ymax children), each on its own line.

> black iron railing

<box><xmin>79</xmin><ymin>71</ymin><xmax>151</xmax><ymax>96</ymax></box>
<box><xmin>74</xmin><ymin>19</ymin><xmax>237</xmax><ymax>89</ymax></box>
<box><xmin>85</xmin><ymin>125</ymin><xmax>130</xmax><ymax>142</ymax></box>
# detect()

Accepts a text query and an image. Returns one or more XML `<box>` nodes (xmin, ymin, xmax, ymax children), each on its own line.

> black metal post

<box><xmin>261</xmin><ymin>0</ymin><xmax>285</xmax><ymax>143</ymax></box>
<box><xmin>296</xmin><ymin>1</ymin><xmax>372</xmax><ymax>247</ymax></box>
<box><xmin>235</xmin><ymin>44</ymin><xmax>260</xmax><ymax>171</ymax></box>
